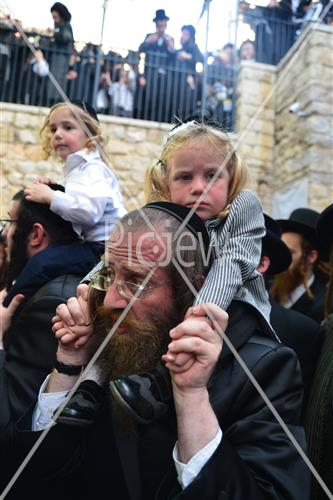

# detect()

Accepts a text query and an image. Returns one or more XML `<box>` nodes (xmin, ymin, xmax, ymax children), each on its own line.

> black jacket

<box><xmin>0</xmin><ymin>243</ymin><xmax>96</xmax><ymax>431</ymax></box>
<box><xmin>290</xmin><ymin>272</ymin><xmax>327</xmax><ymax>323</ymax></box>
<box><xmin>270</xmin><ymin>298</ymin><xmax>323</xmax><ymax>407</ymax></box>
<box><xmin>0</xmin><ymin>302</ymin><xmax>309</xmax><ymax>500</ymax></box>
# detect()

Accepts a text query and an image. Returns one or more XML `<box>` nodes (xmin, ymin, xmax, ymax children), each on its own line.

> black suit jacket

<box><xmin>0</xmin><ymin>274</ymin><xmax>85</xmax><ymax>433</ymax></box>
<box><xmin>290</xmin><ymin>272</ymin><xmax>327</xmax><ymax>323</ymax></box>
<box><xmin>270</xmin><ymin>297</ymin><xmax>323</xmax><ymax>406</ymax></box>
<box><xmin>1</xmin><ymin>302</ymin><xmax>309</xmax><ymax>500</ymax></box>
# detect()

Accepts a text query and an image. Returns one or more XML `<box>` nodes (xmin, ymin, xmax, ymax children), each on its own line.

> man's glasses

<box><xmin>0</xmin><ymin>219</ymin><xmax>16</xmax><ymax>234</ymax></box>
<box><xmin>90</xmin><ymin>273</ymin><xmax>164</xmax><ymax>301</ymax></box>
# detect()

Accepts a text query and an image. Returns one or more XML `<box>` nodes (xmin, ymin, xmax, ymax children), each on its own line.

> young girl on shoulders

<box><xmin>24</xmin><ymin>101</ymin><xmax>126</xmax><ymax>257</ymax></box>
<box><xmin>145</xmin><ymin>118</ymin><xmax>271</xmax><ymax>328</ymax></box>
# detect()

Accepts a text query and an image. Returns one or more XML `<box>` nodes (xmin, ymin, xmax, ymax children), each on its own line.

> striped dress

<box><xmin>193</xmin><ymin>190</ymin><xmax>273</xmax><ymax>336</ymax></box>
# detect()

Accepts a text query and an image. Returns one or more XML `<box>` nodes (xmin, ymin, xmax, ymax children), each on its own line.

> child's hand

<box><xmin>24</xmin><ymin>183</ymin><xmax>55</xmax><ymax>204</ymax></box>
<box><xmin>52</xmin><ymin>285</ymin><xmax>93</xmax><ymax>349</ymax></box>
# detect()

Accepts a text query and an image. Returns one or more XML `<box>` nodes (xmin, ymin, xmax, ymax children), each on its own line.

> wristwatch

<box><xmin>54</xmin><ymin>359</ymin><xmax>86</xmax><ymax>376</ymax></box>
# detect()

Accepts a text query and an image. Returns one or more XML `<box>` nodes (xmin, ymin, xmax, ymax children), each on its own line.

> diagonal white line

<box><xmin>0</xmin><ymin>267</ymin><xmax>157</xmax><ymax>499</ymax></box>
<box><xmin>1</xmin><ymin>0</ymin><xmax>169</xmax><ymax>246</ymax></box>
<box><xmin>171</xmin><ymin>255</ymin><xmax>333</xmax><ymax>499</ymax></box>
<box><xmin>1</xmin><ymin>1</ymin><xmax>332</xmax><ymax>498</ymax></box>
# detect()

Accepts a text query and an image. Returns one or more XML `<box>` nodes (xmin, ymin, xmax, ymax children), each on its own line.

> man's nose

<box><xmin>103</xmin><ymin>285</ymin><xmax>128</xmax><ymax>310</ymax></box>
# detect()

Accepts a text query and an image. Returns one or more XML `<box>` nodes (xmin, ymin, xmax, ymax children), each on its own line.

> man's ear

<box><xmin>199</xmin><ymin>273</ymin><xmax>205</xmax><ymax>287</ymax></box>
<box><xmin>257</xmin><ymin>255</ymin><xmax>271</xmax><ymax>275</ymax></box>
<box><xmin>27</xmin><ymin>223</ymin><xmax>47</xmax><ymax>249</ymax></box>
<box><xmin>308</xmin><ymin>249</ymin><xmax>319</xmax><ymax>265</ymax></box>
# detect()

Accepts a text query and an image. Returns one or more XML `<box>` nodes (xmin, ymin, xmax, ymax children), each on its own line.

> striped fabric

<box><xmin>81</xmin><ymin>191</ymin><xmax>273</xmax><ymax>336</ymax></box>
<box><xmin>193</xmin><ymin>191</ymin><xmax>273</xmax><ymax>336</ymax></box>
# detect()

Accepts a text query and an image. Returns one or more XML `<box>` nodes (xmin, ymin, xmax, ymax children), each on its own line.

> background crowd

<box><xmin>1</xmin><ymin>0</ymin><xmax>332</xmax><ymax>128</ymax></box>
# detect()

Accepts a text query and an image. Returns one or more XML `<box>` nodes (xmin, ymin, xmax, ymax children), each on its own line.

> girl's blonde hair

<box><xmin>40</xmin><ymin>102</ymin><xmax>104</xmax><ymax>159</ymax></box>
<box><xmin>144</xmin><ymin>122</ymin><xmax>249</xmax><ymax>219</ymax></box>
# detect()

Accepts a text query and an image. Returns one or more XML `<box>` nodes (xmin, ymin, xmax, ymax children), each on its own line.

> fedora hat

<box><xmin>262</xmin><ymin>214</ymin><xmax>292</xmax><ymax>274</ymax></box>
<box><xmin>278</xmin><ymin>208</ymin><xmax>320</xmax><ymax>249</ymax></box>
<box><xmin>317</xmin><ymin>203</ymin><xmax>333</xmax><ymax>260</ymax></box>
<box><xmin>153</xmin><ymin>9</ymin><xmax>170</xmax><ymax>22</ymax></box>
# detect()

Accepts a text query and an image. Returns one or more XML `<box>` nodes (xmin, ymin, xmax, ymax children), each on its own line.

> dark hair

<box><xmin>50</xmin><ymin>2</ymin><xmax>71</xmax><ymax>22</ymax></box>
<box><xmin>181</xmin><ymin>24</ymin><xmax>196</xmax><ymax>42</ymax></box>
<box><xmin>223</xmin><ymin>43</ymin><xmax>234</xmax><ymax>50</ymax></box>
<box><xmin>7</xmin><ymin>184</ymin><xmax>77</xmax><ymax>284</ymax></box>
<box><xmin>13</xmin><ymin>184</ymin><xmax>77</xmax><ymax>244</ymax></box>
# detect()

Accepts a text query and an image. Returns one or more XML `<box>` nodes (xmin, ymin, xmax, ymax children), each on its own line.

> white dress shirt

<box><xmin>50</xmin><ymin>149</ymin><xmax>126</xmax><ymax>243</ymax></box>
<box><xmin>282</xmin><ymin>274</ymin><xmax>315</xmax><ymax>308</ymax></box>
<box><xmin>33</xmin><ymin>376</ymin><xmax>222</xmax><ymax>489</ymax></box>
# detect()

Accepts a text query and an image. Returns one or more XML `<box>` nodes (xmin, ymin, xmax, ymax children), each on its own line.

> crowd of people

<box><xmin>2</xmin><ymin>1</ymin><xmax>331</xmax><ymax>127</ymax></box>
<box><xmin>0</xmin><ymin>92</ymin><xmax>332</xmax><ymax>498</ymax></box>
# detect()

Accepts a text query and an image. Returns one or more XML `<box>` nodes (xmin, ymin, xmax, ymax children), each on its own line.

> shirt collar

<box><xmin>283</xmin><ymin>273</ymin><xmax>315</xmax><ymax>308</ymax></box>
<box><xmin>66</xmin><ymin>148</ymin><xmax>101</xmax><ymax>171</ymax></box>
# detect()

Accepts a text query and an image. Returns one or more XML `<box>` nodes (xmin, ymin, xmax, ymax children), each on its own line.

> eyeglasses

<box><xmin>90</xmin><ymin>273</ymin><xmax>164</xmax><ymax>301</ymax></box>
<box><xmin>0</xmin><ymin>219</ymin><xmax>16</xmax><ymax>234</ymax></box>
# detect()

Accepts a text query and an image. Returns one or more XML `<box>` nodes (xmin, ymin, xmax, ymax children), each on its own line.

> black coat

<box><xmin>270</xmin><ymin>297</ymin><xmax>323</xmax><ymax>407</ymax></box>
<box><xmin>0</xmin><ymin>302</ymin><xmax>309</xmax><ymax>500</ymax></box>
<box><xmin>290</xmin><ymin>272</ymin><xmax>327</xmax><ymax>323</ymax></box>
<box><xmin>0</xmin><ymin>243</ymin><xmax>97</xmax><ymax>432</ymax></box>
<box><xmin>305</xmin><ymin>315</ymin><xmax>333</xmax><ymax>500</ymax></box>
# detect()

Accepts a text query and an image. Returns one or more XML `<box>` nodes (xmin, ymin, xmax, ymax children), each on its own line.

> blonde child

<box><xmin>24</xmin><ymin>101</ymin><xmax>126</xmax><ymax>257</ymax></box>
<box><xmin>145</xmin><ymin>119</ymin><xmax>271</xmax><ymax>327</ymax></box>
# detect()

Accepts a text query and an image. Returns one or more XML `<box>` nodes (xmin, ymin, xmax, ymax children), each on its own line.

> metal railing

<box><xmin>0</xmin><ymin>35</ymin><xmax>236</xmax><ymax>130</ymax></box>
<box><xmin>0</xmin><ymin>5</ymin><xmax>327</xmax><ymax>128</ymax></box>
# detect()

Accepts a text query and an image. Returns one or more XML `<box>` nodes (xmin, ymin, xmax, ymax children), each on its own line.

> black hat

<box><xmin>278</xmin><ymin>208</ymin><xmax>320</xmax><ymax>248</ymax></box>
<box><xmin>317</xmin><ymin>203</ymin><xmax>333</xmax><ymax>259</ymax></box>
<box><xmin>144</xmin><ymin>201</ymin><xmax>212</xmax><ymax>270</ymax></box>
<box><xmin>50</xmin><ymin>2</ymin><xmax>71</xmax><ymax>22</ymax></box>
<box><xmin>262</xmin><ymin>214</ymin><xmax>292</xmax><ymax>274</ymax></box>
<box><xmin>153</xmin><ymin>9</ymin><xmax>169</xmax><ymax>22</ymax></box>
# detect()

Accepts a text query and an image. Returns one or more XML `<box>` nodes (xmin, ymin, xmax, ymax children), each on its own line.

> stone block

<box><xmin>135</xmin><ymin>142</ymin><xmax>161</xmax><ymax>157</ymax></box>
<box><xmin>8</xmin><ymin>171</ymin><xmax>23</xmax><ymax>184</ymax></box>
<box><xmin>0</xmin><ymin>125</ymin><xmax>15</xmax><ymax>143</ymax></box>
<box><xmin>104</xmin><ymin>124</ymin><xmax>126</xmax><ymax>140</ymax></box>
<box><xmin>0</xmin><ymin>111</ymin><xmax>14</xmax><ymax>124</ymax></box>
<box><xmin>147</xmin><ymin>128</ymin><xmax>167</xmax><ymax>144</ymax></box>
<box><xmin>108</xmin><ymin>139</ymin><xmax>131</xmax><ymax>155</ymax></box>
<box><xmin>126</xmin><ymin>127</ymin><xmax>147</xmax><ymax>142</ymax></box>
<box><xmin>15</xmin><ymin>113</ymin><xmax>42</xmax><ymax>129</ymax></box>
<box><xmin>17</xmin><ymin>129</ymin><xmax>38</xmax><ymax>144</ymax></box>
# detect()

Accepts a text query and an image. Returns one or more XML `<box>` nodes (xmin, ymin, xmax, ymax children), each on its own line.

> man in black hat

<box><xmin>1</xmin><ymin>204</ymin><xmax>308</xmax><ymax>499</ymax></box>
<box><xmin>271</xmin><ymin>208</ymin><xmax>327</xmax><ymax>322</ymax></box>
<box><xmin>135</xmin><ymin>9</ymin><xmax>175</xmax><ymax>122</ymax></box>
<box><xmin>258</xmin><ymin>214</ymin><xmax>322</xmax><ymax>407</ymax></box>
<box><xmin>305</xmin><ymin>203</ymin><xmax>333</xmax><ymax>500</ymax></box>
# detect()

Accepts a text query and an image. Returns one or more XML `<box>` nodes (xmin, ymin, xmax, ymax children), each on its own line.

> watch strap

<box><xmin>54</xmin><ymin>359</ymin><xmax>86</xmax><ymax>376</ymax></box>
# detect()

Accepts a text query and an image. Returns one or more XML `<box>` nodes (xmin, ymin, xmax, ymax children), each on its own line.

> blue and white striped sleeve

<box><xmin>194</xmin><ymin>191</ymin><xmax>266</xmax><ymax>309</ymax></box>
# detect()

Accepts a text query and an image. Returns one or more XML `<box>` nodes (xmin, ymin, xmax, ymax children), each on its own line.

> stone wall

<box><xmin>274</xmin><ymin>24</ymin><xmax>333</xmax><ymax>213</ymax></box>
<box><xmin>1</xmin><ymin>24</ymin><xmax>332</xmax><ymax>216</ymax></box>
<box><xmin>236</xmin><ymin>24</ymin><xmax>333</xmax><ymax>215</ymax></box>
<box><xmin>235</xmin><ymin>62</ymin><xmax>276</xmax><ymax>211</ymax></box>
<box><xmin>0</xmin><ymin>106</ymin><xmax>170</xmax><ymax>212</ymax></box>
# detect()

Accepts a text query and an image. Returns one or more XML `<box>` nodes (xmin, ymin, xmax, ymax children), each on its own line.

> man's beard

<box><xmin>6</xmin><ymin>236</ymin><xmax>28</xmax><ymax>290</ymax></box>
<box><xmin>94</xmin><ymin>304</ymin><xmax>180</xmax><ymax>383</ymax></box>
<box><xmin>270</xmin><ymin>260</ymin><xmax>311</xmax><ymax>305</ymax></box>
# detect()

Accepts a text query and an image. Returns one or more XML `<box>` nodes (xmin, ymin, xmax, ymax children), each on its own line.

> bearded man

<box><xmin>1</xmin><ymin>203</ymin><xmax>308</xmax><ymax>500</ymax></box>
<box><xmin>0</xmin><ymin>186</ymin><xmax>97</xmax><ymax>433</ymax></box>
<box><xmin>271</xmin><ymin>208</ymin><xmax>327</xmax><ymax>323</ymax></box>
